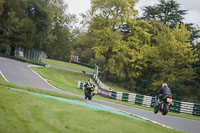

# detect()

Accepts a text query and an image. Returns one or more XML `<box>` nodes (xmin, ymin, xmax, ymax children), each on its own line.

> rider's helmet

<box><xmin>88</xmin><ymin>79</ymin><xmax>93</xmax><ymax>86</ymax></box>
<box><xmin>162</xmin><ymin>82</ymin><xmax>168</xmax><ymax>87</ymax></box>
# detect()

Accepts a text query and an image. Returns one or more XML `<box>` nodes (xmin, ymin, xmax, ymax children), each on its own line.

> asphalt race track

<box><xmin>0</xmin><ymin>57</ymin><xmax>200</xmax><ymax>133</ymax></box>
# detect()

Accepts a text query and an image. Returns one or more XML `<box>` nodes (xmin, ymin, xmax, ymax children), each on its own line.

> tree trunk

<box><xmin>10</xmin><ymin>45</ymin><xmax>15</xmax><ymax>56</ymax></box>
<box><xmin>102</xmin><ymin>54</ymin><xmax>110</xmax><ymax>81</ymax></box>
<box><xmin>102</xmin><ymin>70</ymin><xmax>109</xmax><ymax>81</ymax></box>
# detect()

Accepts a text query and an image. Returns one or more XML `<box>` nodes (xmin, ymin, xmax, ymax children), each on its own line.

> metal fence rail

<box><xmin>15</xmin><ymin>47</ymin><xmax>47</xmax><ymax>63</ymax></box>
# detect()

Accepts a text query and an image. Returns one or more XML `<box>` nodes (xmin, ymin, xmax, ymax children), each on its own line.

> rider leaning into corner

<box><xmin>84</xmin><ymin>79</ymin><xmax>95</xmax><ymax>93</ymax></box>
<box><xmin>156</xmin><ymin>83</ymin><xmax>172</xmax><ymax>104</ymax></box>
<box><xmin>84</xmin><ymin>79</ymin><xmax>95</xmax><ymax>89</ymax></box>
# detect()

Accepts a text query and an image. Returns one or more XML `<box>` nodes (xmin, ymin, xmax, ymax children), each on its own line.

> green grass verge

<box><xmin>31</xmin><ymin>67</ymin><xmax>91</xmax><ymax>95</ymax></box>
<box><xmin>104</xmin><ymin>81</ymin><xmax>132</xmax><ymax>93</ymax></box>
<box><xmin>31</xmin><ymin>66</ymin><xmax>200</xmax><ymax>121</ymax></box>
<box><xmin>46</xmin><ymin>59</ymin><xmax>130</xmax><ymax>93</ymax></box>
<box><xmin>0</xmin><ymin>86</ymin><xmax>183</xmax><ymax>133</ymax></box>
<box><xmin>46</xmin><ymin>59</ymin><xmax>94</xmax><ymax>72</ymax></box>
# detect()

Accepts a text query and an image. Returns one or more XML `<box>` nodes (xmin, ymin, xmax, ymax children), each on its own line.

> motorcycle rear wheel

<box><xmin>162</xmin><ymin>103</ymin><xmax>169</xmax><ymax>115</ymax></box>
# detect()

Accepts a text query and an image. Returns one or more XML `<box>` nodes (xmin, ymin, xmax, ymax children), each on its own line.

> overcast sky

<box><xmin>64</xmin><ymin>0</ymin><xmax>200</xmax><ymax>25</ymax></box>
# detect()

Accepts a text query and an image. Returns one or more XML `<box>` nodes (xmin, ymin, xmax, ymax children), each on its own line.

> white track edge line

<box><xmin>90</xmin><ymin>101</ymin><xmax>174</xmax><ymax>129</ymax></box>
<box><xmin>28</xmin><ymin>65</ymin><xmax>61</xmax><ymax>91</ymax></box>
<box><xmin>0</xmin><ymin>70</ymin><xmax>9</xmax><ymax>82</ymax></box>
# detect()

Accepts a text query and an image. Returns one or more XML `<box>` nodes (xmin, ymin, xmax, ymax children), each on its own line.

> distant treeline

<box><xmin>0</xmin><ymin>0</ymin><xmax>78</xmax><ymax>60</ymax></box>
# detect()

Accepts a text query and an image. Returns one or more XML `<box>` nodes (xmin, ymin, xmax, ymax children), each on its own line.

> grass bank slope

<box><xmin>0</xmin><ymin>87</ymin><xmax>183</xmax><ymax>133</ymax></box>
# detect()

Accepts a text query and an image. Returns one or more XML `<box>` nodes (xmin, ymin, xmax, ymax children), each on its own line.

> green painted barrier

<box><xmin>111</xmin><ymin>91</ymin><xmax>117</xmax><ymax>99</ymax></box>
<box><xmin>135</xmin><ymin>94</ymin><xmax>144</xmax><ymax>105</ymax></box>
<box><xmin>122</xmin><ymin>93</ymin><xmax>129</xmax><ymax>102</ymax></box>
<box><xmin>79</xmin><ymin>82</ymin><xmax>85</xmax><ymax>89</ymax></box>
<box><xmin>193</xmin><ymin>103</ymin><xmax>200</xmax><ymax>116</ymax></box>
<box><xmin>170</xmin><ymin>100</ymin><xmax>181</xmax><ymax>113</ymax></box>
<box><xmin>151</xmin><ymin>97</ymin><xmax>156</xmax><ymax>108</ymax></box>
<box><xmin>92</xmin><ymin>74</ymin><xmax>200</xmax><ymax>116</ymax></box>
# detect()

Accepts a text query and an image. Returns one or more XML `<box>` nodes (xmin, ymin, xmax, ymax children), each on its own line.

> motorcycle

<box><xmin>84</xmin><ymin>85</ymin><xmax>95</xmax><ymax>100</ymax></box>
<box><xmin>154</xmin><ymin>95</ymin><xmax>173</xmax><ymax>115</ymax></box>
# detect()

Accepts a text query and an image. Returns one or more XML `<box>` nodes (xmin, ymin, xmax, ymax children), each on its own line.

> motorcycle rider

<box><xmin>155</xmin><ymin>82</ymin><xmax>172</xmax><ymax>113</ymax></box>
<box><xmin>84</xmin><ymin>79</ymin><xmax>95</xmax><ymax>98</ymax></box>
<box><xmin>156</xmin><ymin>83</ymin><xmax>172</xmax><ymax>101</ymax></box>
<box><xmin>84</xmin><ymin>79</ymin><xmax>95</xmax><ymax>89</ymax></box>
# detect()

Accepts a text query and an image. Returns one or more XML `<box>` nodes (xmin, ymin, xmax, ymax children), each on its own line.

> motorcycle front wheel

<box><xmin>154</xmin><ymin>106</ymin><xmax>158</xmax><ymax>114</ymax></box>
<box><xmin>88</xmin><ymin>92</ymin><xmax>93</xmax><ymax>100</ymax></box>
<box><xmin>84</xmin><ymin>90</ymin><xmax>88</xmax><ymax>99</ymax></box>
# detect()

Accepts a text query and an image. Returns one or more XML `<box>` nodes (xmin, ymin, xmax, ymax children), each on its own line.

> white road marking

<box><xmin>89</xmin><ymin>101</ymin><xmax>173</xmax><ymax>129</ymax></box>
<box><xmin>27</xmin><ymin>65</ymin><xmax>61</xmax><ymax>91</ymax></box>
<box><xmin>0</xmin><ymin>70</ymin><xmax>9</xmax><ymax>82</ymax></box>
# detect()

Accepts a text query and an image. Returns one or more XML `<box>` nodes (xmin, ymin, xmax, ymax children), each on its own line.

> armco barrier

<box><xmin>99</xmin><ymin>88</ymin><xmax>110</xmax><ymax>98</ymax></box>
<box><xmin>135</xmin><ymin>94</ymin><xmax>144</xmax><ymax>105</ymax></box>
<box><xmin>193</xmin><ymin>103</ymin><xmax>200</xmax><ymax>116</ymax></box>
<box><xmin>116</xmin><ymin>92</ymin><xmax>122</xmax><ymax>100</ymax></box>
<box><xmin>142</xmin><ymin>95</ymin><xmax>152</xmax><ymax>107</ymax></box>
<box><xmin>111</xmin><ymin>91</ymin><xmax>117</xmax><ymax>99</ymax></box>
<box><xmin>122</xmin><ymin>93</ymin><xmax>129</xmax><ymax>102</ymax></box>
<box><xmin>128</xmin><ymin>93</ymin><xmax>136</xmax><ymax>103</ymax></box>
<box><xmin>170</xmin><ymin>100</ymin><xmax>181</xmax><ymax>113</ymax></box>
<box><xmin>180</xmin><ymin>102</ymin><xmax>194</xmax><ymax>114</ymax></box>
<box><xmin>151</xmin><ymin>97</ymin><xmax>156</xmax><ymax>108</ymax></box>
<box><xmin>78</xmin><ymin>73</ymin><xmax>200</xmax><ymax>116</ymax></box>
<box><xmin>78</xmin><ymin>81</ymin><xmax>85</xmax><ymax>90</ymax></box>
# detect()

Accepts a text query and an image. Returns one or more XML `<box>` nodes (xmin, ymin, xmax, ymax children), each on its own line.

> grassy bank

<box><xmin>0</xmin><ymin>86</ymin><xmax>183</xmax><ymax>133</ymax></box>
<box><xmin>31</xmin><ymin>67</ymin><xmax>91</xmax><ymax>95</ymax></box>
<box><xmin>46</xmin><ymin>59</ymin><xmax>131</xmax><ymax>93</ymax></box>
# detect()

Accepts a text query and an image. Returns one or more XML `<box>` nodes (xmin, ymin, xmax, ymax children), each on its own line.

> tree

<box><xmin>89</xmin><ymin>0</ymin><xmax>138</xmax><ymax>80</ymax></box>
<box><xmin>74</xmin><ymin>32</ymin><xmax>95</xmax><ymax>64</ymax></box>
<box><xmin>141</xmin><ymin>0</ymin><xmax>200</xmax><ymax>44</ymax></box>
<box><xmin>0</xmin><ymin>0</ymin><xmax>5</xmax><ymax>16</ymax></box>
<box><xmin>185</xmin><ymin>23</ymin><xmax>200</xmax><ymax>44</ymax></box>
<box><xmin>20</xmin><ymin>0</ymin><xmax>51</xmax><ymax>49</ymax></box>
<box><xmin>151</xmin><ymin>24</ymin><xmax>198</xmax><ymax>90</ymax></box>
<box><xmin>0</xmin><ymin>0</ymin><xmax>37</xmax><ymax>55</ymax></box>
<box><xmin>0</xmin><ymin>0</ymin><xmax>78</xmax><ymax>59</ymax></box>
<box><xmin>142</xmin><ymin>0</ymin><xmax>187</xmax><ymax>28</ymax></box>
<box><xmin>146</xmin><ymin>20</ymin><xmax>168</xmax><ymax>46</ymax></box>
<box><xmin>43</xmin><ymin>0</ymin><xmax>78</xmax><ymax>60</ymax></box>
<box><xmin>92</xmin><ymin>27</ymin><xmax>123</xmax><ymax>80</ymax></box>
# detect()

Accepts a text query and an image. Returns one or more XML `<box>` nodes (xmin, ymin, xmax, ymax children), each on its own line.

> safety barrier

<box><xmin>193</xmin><ymin>104</ymin><xmax>200</xmax><ymax>116</ymax></box>
<box><xmin>170</xmin><ymin>100</ymin><xmax>181</xmax><ymax>113</ymax></box>
<box><xmin>122</xmin><ymin>93</ymin><xmax>129</xmax><ymax>102</ymax></box>
<box><xmin>78</xmin><ymin>81</ymin><xmax>85</xmax><ymax>90</ymax></box>
<box><xmin>135</xmin><ymin>94</ymin><xmax>144</xmax><ymax>105</ymax></box>
<box><xmin>128</xmin><ymin>93</ymin><xmax>136</xmax><ymax>103</ymax></box>
<box><xmin>180</xmin><ymin>102</ymin><xmax>194</xmax><ymax>114</ymax></box>
<box><xmin>78</xmin><ymin>74</ymin><xmax>200</xmax><ymax>116</ymax></box>
<box><xmin>151</xmin><ymin>97</ymin><xmax>156</xmax><ymax>108</ymax></box>
<box><xmin>142</xmin><ymin>95</ymin><xmax>152</xmax><ymax>108</ymax></box>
